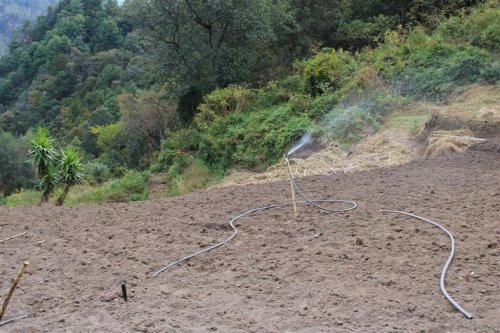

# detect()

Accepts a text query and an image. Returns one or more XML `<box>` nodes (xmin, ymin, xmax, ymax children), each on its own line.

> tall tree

<box><xmin>126</xmin><ymin>0</ymin><xmax>294</xmax><ymax>93</ymax></box>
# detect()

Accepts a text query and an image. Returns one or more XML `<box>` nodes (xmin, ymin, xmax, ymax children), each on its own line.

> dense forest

<box><xmin>0</xmin><ymin>0</ymin><xmax>498</xmax><ymax>204</ymax></box>
<box><xmin>0</xmin><ymin>0</ymin><xmax>58</xmax><ymax>54</ymax></box>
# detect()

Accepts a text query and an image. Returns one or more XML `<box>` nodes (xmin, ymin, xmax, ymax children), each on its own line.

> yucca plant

<box><xmin>28</xmin><ymin>128</ymin><xmax>58</xmax><ymax>203</ymax></box>
<box><xmin>39</xmin><ymin>164</ymin><xmax>57</xmax><ymax>203</ymax></box>
<box><xmin>56</xmin><ymin>148</ymin><xmax>83</xmax><ymax>206</ymax></box>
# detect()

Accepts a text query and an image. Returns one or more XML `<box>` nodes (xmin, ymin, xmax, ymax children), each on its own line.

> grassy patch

<box><xmin>5</xmin><ymin>190</ymin><xmax>40</xmax><ymax>206</ymax></box>
<box><xmin>386</xmin><ymin>114</ymin><xmax>429</xmax><ymax>135</ymax></box>
<box><xmin>64</xmin><ymin>171</ymin><xmax>149</xmax><ymax>205</ymax></box>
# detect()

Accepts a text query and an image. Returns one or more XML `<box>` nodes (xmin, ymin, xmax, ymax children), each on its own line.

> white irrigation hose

<box><xmin>380</xmin><ymin>209</ymin><xmax>473</xmax><ymax>319</ymax></box>
<box><xmin>153</xmin><ymin>198</ymin><xmax>355</xmax><ymax>276</ymax></box>
<box><xmin>153</xmin><ymin>158</ymin><xmax>356</xmax><ymax>276</ymax></box>
<box><xmin>286</xmin><ymin>155</ymin><xmax>357</xmax><ymax>212</ymax></box>
<box><xmin>0</xmin><ymin>314</ymin><xmax>28</xmax><ymax>327</ymax></box>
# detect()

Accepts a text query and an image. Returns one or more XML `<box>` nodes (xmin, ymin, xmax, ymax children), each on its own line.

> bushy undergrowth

<box><xmin>156</xmin><ymin>6</ymin><xmax>499</xmax><ymax>183</ymax></box>
<box><xmin>64</xmin><ymin>171</ymin><xmax>148</xmax><ymax>205</ymax></box>
<box><xmin>321</xmin><ymin>89</ymin><xmax>406</xmax><ymax>143</ymax></box>
<box><xmin>166</xmin><ymin>155</ymin><xmax>215</xmax><ymax>196</ymax></box>
<box><xmin>3</xmin><ymin>171</ymin><xmax>148</xmax><ymax>206</ymax></box>
<box><xmin>435</xmin><ymin>0</ymin><xmax>500</xmax><ymax>53</ymax></box>
<box><xmin>83</xmin><ymin>161</ymin><xmax>111</xmax><ymax>184</ymax></box>
<box><xmin>5</xmin><ymin>190</ymin><xmax>40</xmax><ymax>206</ymax></box>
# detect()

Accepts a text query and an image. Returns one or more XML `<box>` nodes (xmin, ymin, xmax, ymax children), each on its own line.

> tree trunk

<box><xmin>56</xmin><ymin>186</ymin><xmax>69</xmax><ymax>206</ymax></box>
<box><xmin>41</xmin><ymin>190</ymin><xmax>50</xmax><ymax>203</ymax></box>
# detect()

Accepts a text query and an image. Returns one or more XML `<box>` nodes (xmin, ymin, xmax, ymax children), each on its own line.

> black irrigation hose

<box><xmin>153</xmin><ymin>158</ymin><xmax>356</xmax><ymax>276</ymax></box>
<box><xmin>380</xmin><ymin>209</ymin><xmax>473</xmax><ymax>319</ymax></box>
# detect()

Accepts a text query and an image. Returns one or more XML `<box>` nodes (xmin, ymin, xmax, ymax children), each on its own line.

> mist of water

<box><xmin>287</xmin><ymin>132</ymin><xmax>313</xmax><ymax>157</ymax></box>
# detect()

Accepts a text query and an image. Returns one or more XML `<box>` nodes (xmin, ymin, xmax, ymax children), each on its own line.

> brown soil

<box><xmin>1</xmin><ymin>148</ymin><xmax>499</xmax><ymax>332</ymax></box>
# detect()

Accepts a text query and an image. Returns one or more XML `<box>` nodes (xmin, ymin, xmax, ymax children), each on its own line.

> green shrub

<box><xmin>321</xmin><ymin>89</ymin><xmax>405</xmax><ymax>143</ymax></box>
<box><xmin>363</xmin><ymin>30</ymin><xmax>407</xmax><ymax>77</ymax></box>
<box><xmin>365</xmin><ymin>28</ymin><xmax>498</xmax><ymax>99</ymax></box>
<box><xmin>155</xmin><ymin>128</ymin><xmax>202</xmax><ymax>170</ymax></box>
<box><xmin>435</xmin><ymin>0</ymin><xmax>500</xmax><ymax>53</ymax></box>
<box><xmin>337</xmin><ymin>14</ymin><xmax>398</xmax><ymax>46</ymax></box>
<box><xmin>296</xmin><ymin>49</ymin><xmax>359</xmax><ymax>97</ymax></box>
<box><xmin>396</xmin><ymin>44</ymin><xmax>496</xmax><ymax>98</ymax></box>
<box><xmin>174</xmin><ymin>158</ymin><xmax>213</xmax><ymax>195</ymax></box>
<box><xmin>160</xmin><ymin>155</ymin><xmax>217</xmax><ymax>196</ymax></box>
<box><xmin>254</xmin><ymin>75</ymin><xmax>306</xmax><ymax>108</ymax></box>
<box><xmin>194</xmin><ymin>85</ymin><xmax>255</xmax><ymax>130</ymax></box>
<box><xmin>198</xmin><ymin>103</ymin><xmax>314</xmax><ymax>171</ymax></box>
<box><xmin>83</xmin><ymin>162</ymin><xmax>111</xmax><ymax>184</ymax></box>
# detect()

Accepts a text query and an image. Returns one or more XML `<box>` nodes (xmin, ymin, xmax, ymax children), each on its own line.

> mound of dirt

<box><xmin>418</xmin><ymin>101</ymin><xmax>500</xmax><ymax>158</ymax></box>
<box><xmin>418</xmin><ymin>100</ymin><xmax>500</xmax><ymax>138</ymax></box>
<box><xmin>470</xmin><ymin>137</ymin><xmax>500</xmax><ymax>154</ymax></box>
<box><xmin>1</xmin><ymin>149</ymin><xmax>499</xmax><ymax>333</ymax></box>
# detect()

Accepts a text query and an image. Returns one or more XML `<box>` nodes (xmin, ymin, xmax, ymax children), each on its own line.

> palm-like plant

<box><xmin>28</xmin><ymin>128</ymin><xmax>58</xmax><ymax>203</ymax></box>
<box><xmin>39</xmin><ymin>164</ymin><xmax>57</xmax><ymax>203</ymax></box>
<box><xmin>56</xmin><ymin>148</ymin><xmax>82</xmax><ymax>206</ymax></box>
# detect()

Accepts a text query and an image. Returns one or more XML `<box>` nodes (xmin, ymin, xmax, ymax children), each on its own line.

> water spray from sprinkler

<box><xmin>286</xmin><ymin>132</ymin><xmax>313</xmax><ymax>158</ymax></box>
<box><xmin>285</xmin><ymin>132</ymin><xmax>313</xmax><ymax>217</ymax></box>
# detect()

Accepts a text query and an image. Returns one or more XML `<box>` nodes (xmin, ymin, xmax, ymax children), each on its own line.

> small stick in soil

<box><xmin>121</xmin><ymin>283</ymin><xmax>128</xmax><ymax>302</ymax></box>
<box><xmin>0</xmin><ymin>261</ymin><xmax>29</xmax><ymax>321</ymax></box>
<box><xmin>121</xmin><ymin>282</ymin><xmax>129</xmax><ymax>312</ymax></box>
<box><xmin>0</xmin><ymin>232</ymin><xmax>27</xmax><ymax>244</ymax></box>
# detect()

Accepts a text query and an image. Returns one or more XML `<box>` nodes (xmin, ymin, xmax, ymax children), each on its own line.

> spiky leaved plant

<box><xmin>56</xmin><ymin>148</ymin><xmax>82</xmax><ymax>206</ymax></box>
<box><xmin>28</xmin><ymin>128</ymin><xmax>58</xmax><ymax>203</ymax></box>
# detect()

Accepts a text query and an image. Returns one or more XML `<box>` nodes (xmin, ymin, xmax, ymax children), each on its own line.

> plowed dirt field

<box><xmin>1</xmin><ymin>148</ymin><xmax>499</xmax><ymax>332</ymax></box>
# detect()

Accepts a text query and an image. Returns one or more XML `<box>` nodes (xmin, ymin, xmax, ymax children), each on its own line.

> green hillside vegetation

<box><xmin>0</xmin><ymin>0</ymin><xmax>499</xmax><ymax>205</ymax></box>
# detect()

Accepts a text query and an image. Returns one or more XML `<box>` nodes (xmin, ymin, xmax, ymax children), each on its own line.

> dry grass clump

<box><xmin>423</xmin><ymin>130</ymin><xmax>475</xmax><ymax>158</ymax></box>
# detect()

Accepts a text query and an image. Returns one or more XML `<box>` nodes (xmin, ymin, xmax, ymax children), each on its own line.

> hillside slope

<box><xmin>216</xmin><ymin>85</ymin><xmax>500</xmax><ymax>188</ymax></box>
<box><xmin>1</xmin><ymin>146</ymin><xmax>499</xmax><ymax>332</ymax></box>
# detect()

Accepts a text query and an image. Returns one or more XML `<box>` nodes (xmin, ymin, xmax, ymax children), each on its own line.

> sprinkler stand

<box><xmin>285</xmin><ymin>156</ymin><xmax>298</xmax><ymax>218</ymax></box>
